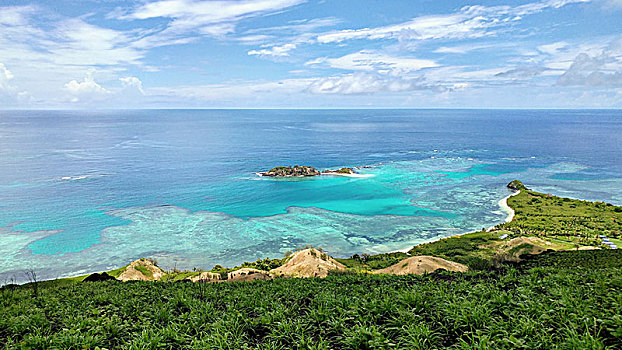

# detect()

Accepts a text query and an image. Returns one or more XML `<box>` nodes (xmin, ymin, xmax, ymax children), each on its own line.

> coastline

<box><xmin>389</xmin><ymin>190</ymin><xmax>522</xmax><ymax>253</ymax></box>
<box><xmin>11</xmin><ymin>187</ymin><xmax>525</xmax><ymax>282</ymax></box>
<box><xmin>485</xmin><ymin>190</ymin><xmax>520</xmax><ymax>232</ymax></box>
<box><xmin>500</xmin><ymin>190</ymin><xmax>520</xmax><ymax>223</ymax></box>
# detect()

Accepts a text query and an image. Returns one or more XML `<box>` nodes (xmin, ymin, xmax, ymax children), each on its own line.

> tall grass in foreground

<box><xmin>1</xmin><ymin>262</ymin><xmax>621</xmax><ymax>349</ymax></box>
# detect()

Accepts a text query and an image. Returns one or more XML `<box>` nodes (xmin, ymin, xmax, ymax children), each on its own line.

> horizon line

<box><xmin>2</xmin><ymin>107</ymin><xmax>622</xmax><ymax>111</ymax></box>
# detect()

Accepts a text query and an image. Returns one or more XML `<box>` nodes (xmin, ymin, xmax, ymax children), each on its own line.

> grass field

<box><xmin>2</xmin><ymin>257</ymin><xmax>621</xmax><ymax>349</ymax></box>
<box><xmin>498</xmin><ymin>187</ymin><xmax>622</xmax><ymax>240</ymax></box>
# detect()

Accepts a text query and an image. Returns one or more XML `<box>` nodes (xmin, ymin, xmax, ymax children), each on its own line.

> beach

<box><xmin>500</xmin><ymin>190</ymin><xmax>521</xmax><ymax>222</ymax></box>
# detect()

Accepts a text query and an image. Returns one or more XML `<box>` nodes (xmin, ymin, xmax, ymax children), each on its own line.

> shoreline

<box><xmin>485</xmin><ymin>190</ymin><xmax>520</xmax><ymax>232</ymax></box>
<box><xmin>499</xmin><ymin>190</ymin><xmax>520</xmax><ymax>223</ymax></box>
<box><xmin>389</xmin><ymin>190</ymin><xmax>522</xmax><ymax>253</ymax></box>
<box><xmin>9</xmin><ymin>188</ymin><xmax>524</xmax><ymax>283</ymax></box>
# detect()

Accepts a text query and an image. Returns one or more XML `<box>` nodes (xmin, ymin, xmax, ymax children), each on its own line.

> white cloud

<box><xmin>434</xmin><ymin>46</ymin><xmax>471</xmax><ymax>54</ymax></box>
<box><xmin>558</xmin><ymin>52</ymin><xmax>622</xmax><ymax>86</ymax></box>
<box><xmin>244</xmin><ymin>17</ymin><xmax>340</xmax><ymax>35</ymax></box>
<box><xmin>248</xmin><ymin>43</ymin><xmax>296</xmax><ymax>57</ymax></box>
<box><xmin>530</xmin><ymin>39</ymin><xmax>609</xmax><ymax>72</ymax></box>
<box><xmin>119</xmin><ymin>0</ymin><xmax>307</xmax><ymax>40</ymax></box>
<box><xmin>147</xmin><ymin>77</ymin><xmax>314</xmax><ymax>104</ymax></box>
<box><xmin>120</xmin><ymin>76</ymin><xmax>145</xmax><ymax>95</ymax></box>
<box><xmin>307</xmin><ymin>51</ymin><xmax>438</xmax><ymax>74</ymax></box>
<box><xmin>49</xmin><ymin>19</ymin><xmax>143</xmax><ymax>66</ymax></box>
<box><xmin>64</xmin><ymin>71</ymin><xmax>110</xmax><ymax>102</ymax></box>
<box><xmin>244</xmin><ymin>17</ymin><xmax>339</xmax><ymax>59</ymax></box>
<box><xmin>304</xmin><ymin>57</ymin><xmax>326</xmax><ymax>66</ymax></box>
<box><xmin>433</xmin><ymin>42</ymin><xmax>519</xmax><ymax>55</ymax></box>
<box><xmin>123</xmin><ymin>0</ymin><xmax>305</xmax><ymax>22</ymax></box>
<box><xmin>0</xmin><ymin>5</ymin><xmax>37</xmax><ymax>26</ymax></box>
<box><xmin>538</xmin><ymin>41</ymin><xmax>568</xmax><ymax>55</ymax></box>
<box><xmin>236</xmin><ymin>34</ymin><xmax>273</xmax><ymax>44</ymax></box>
<box><xmin>0</xmin><ymin>7</ymin><xmax>143</xmax><ymax>70</ymax></box>
<box><xmin>495</xmin><ymin>66</ymin><xmax>548</xmax><ymax>78</ymax></box>
<box><xmin>307</xmin><ymin>72</ymin><xmax>436</xmax><ymax>95</ymax></box>
<box><xmin>316</xmin><ymin>0</ymin><xmax>589</xmax><ymax>44</ymax></box>
<box><xmin>0</xmin><ymin>63</ymin><xmax>15</xmax><ymax>92</ymax></box>
<box><xmin>148</xmin><ymin>73</ymin><xmax>438</xmax><ymax>101</ymax></box>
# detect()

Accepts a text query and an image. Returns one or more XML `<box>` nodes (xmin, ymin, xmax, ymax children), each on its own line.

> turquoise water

<box><xmin>1</xmin><ymin>109</ymin><xmax>621</xmax><ymax>281</ymax></box>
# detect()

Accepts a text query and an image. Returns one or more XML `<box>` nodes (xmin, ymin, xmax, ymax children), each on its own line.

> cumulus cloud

<box><xmin>0</xmin><ymin>62</ymin><xmax>32</xmax><ymax>105</ymax></box>
<box><xmin>64</xmin><ymin>72</ymin><xmax>110</xmax><ymax>102</ymax></box>
<box><xmin>307</xmin><ymin>72</ymin><xmax>438</xmax><ymax>95</ymax></box>
<box><xmin>557</xmin><ymin>53</ymin><xmax>622</xmax><ymax>86</ymax></box>
<box><xmin>120</xmin><ymin>76</ymin><xmax>145</xmax><ymax>95</ymax></box>
<box><xmin>248</xmin><ymin>43</ymin><xmax>296</xmax><ymax>57</ymax></box>
<box><xmin>316</xmin><ymin>0</ymin><xmax>589</xmax><ymax>44</ymax></box>
<box><xmin>0</xmin><ymin>63</ymin><xmax>14</xmax><ymax>92</ymax></box>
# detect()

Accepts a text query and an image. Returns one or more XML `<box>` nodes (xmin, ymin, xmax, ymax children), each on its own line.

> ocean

<box><xmin>1</xmin><ymin>109</ymin><xmax>621</xmax><ymax>281</ymax></box>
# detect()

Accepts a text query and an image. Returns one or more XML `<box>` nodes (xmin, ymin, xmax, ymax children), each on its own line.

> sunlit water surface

<box><xmin>1</xmin><ymin>109</ymin><xmax>621</xmax><ymax>281</ymax></box>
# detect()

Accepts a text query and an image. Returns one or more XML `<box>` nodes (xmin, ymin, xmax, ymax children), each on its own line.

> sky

<box><xmin>0</xmin><ymin>0</ymin><xmax>621</xmax><ymax>109</ymax></box>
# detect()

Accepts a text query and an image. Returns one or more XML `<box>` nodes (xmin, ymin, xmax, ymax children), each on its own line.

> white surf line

<box><xmin>385</xmin><ymin>190</ymin><xmax>522</xmax><ymax>254</ymax></box>
<box><xmin>486</xmin><ymin>190</ymin><xmax>521</xmax><ymax>232</ymax></box>
<box><xmin>321</xmin><ymin>172</ymin><xmax>374</xmax><ymax>178</ymax></box>
<box><xmin>500</xmin><ymin>190</ymin><xmax>521</xmax><ymax>222</ymax></box>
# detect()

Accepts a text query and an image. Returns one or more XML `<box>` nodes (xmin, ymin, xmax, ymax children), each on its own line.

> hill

<box><xmin>2</xmin><ymin>253</ymin><xmax>621</xmax><ymax>348</ymax></box>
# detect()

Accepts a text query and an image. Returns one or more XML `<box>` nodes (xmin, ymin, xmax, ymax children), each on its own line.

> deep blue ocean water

<box><xmin>1</xmin><ymin>109</ymin><xmax>621</xmax><ymax>281</ymax></box>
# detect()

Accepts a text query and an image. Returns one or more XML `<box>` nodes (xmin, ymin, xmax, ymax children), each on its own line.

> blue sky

<box><xmin>0</xmin><ymin>0</ymin><xmax>621</xmax><ymax>108</ymax></box>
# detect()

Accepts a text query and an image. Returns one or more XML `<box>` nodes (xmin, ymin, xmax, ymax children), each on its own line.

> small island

<box><xmin>257</xmin><ymin>165</ymin><xmax>359</xmax><ymax>177</ymax></box>
<box><xmin>257</xmin><ymin>165</ymin><xmax>321</xmax><ymax>177</ymax></box>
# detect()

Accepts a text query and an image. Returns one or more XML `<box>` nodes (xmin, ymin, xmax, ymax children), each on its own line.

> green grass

<box><xmin>235</xmin><ymin>257</ymin><xmax>289</xmax><ymax>272</ymax></box>
<box><xmin>498</xmin><ymin>189</ymin><xmax>622</xmax><ymax>240</ymax></box>
<box><xmin>514</xmin><ymin>249</ymin><xmax>622</xmax><ymax>270</ymax></box>
<box><xmin>132</xmin><ymin>265</ymin><xmax>153</xmax><ymax>279</ymax></box>
<box><xmin>336</xmin><ymin>252</ymin><xmax>410</xmax><ymax>270</ymax></box>
<box><xmin>160</xmin><ymin>271</ymin><xmax>202</xmax><ymax>282</ymax></box>
<box><xmin>2</xmin><ymin>263</ymin><xmax>621</xmax><ymax>349</ymax></box>
<box><xmin>407</xmin><ymin>230</ymin><xmax>503</xmax><ymax>269</ymax></box>
<box><xmin>608</xmin><ymin>238</ymin><xmax>622</xmax><ymax>247</ymax></box>
<box><xmin>339</xmin><ymin>181</ymin><xmax>622</xmax><ymax>272</ymax></box>
<box><xmin>106</xmin><ymin>266</ymin><xmax>127</xmax><ymax>279</ymax></box>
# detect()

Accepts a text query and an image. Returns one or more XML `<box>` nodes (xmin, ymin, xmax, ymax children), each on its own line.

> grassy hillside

<box><xmin>2</xmin><ymin>259</ymin><xmax>622</xmax><ymax>349</ymax></box>
<box><xmin>498</xmin><ymin>187</ymin><xmax>622</xmax><ymax>240</ymax></box>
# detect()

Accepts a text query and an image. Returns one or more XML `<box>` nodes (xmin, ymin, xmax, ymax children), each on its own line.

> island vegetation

<box><xmin>257</xmin><ymin>165</ymin><xmax>357</xmax><ymax>177</ymax></box>
<box><xmin>1</xmin><ymin>180</ymin><xmax>621</xmax><ymax>348</ymax></box>
<box><xmin>498</xmin><ymin>183</ymin><xmax>622</xmax><ymax>241</ymax></box>
<box><xmin>258</xmin><ymin>165</ymin><xmax>320</xmax><ymax>177</ymax></box>
<box><xmin>322</xmin><ymin>167</ymin><xmax>356</xmax><ymax>175</ymax></box>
